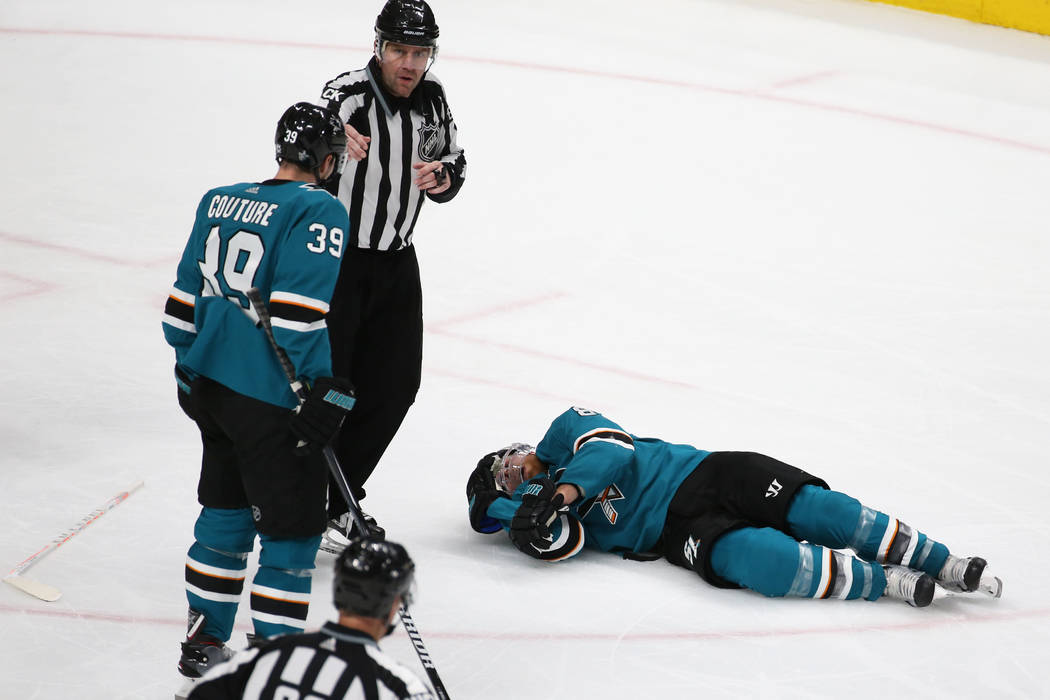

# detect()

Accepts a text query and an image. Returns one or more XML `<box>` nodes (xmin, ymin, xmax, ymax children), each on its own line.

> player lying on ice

<box><xmin>466</xmin><ymin>406</ymin><xmax>1002</xmax><ymax>607</ymax></box>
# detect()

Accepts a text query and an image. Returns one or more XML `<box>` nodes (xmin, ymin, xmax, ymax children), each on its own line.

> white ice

<box><xmin>2</xmin><ymin>0</ymin><xmax>1049</xmax><ymax>697</ymax></box>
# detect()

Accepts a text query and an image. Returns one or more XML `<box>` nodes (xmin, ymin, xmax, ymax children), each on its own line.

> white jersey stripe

<box><xmin>163</xmin><ymin>314</ymin><xmax>197</xmax><ymax>333</ymax></box>
<box><xmin>169</xmin><ymin>287</ymin><xmax>195</xmax><ymax>305</ymax></box>
<box><xmin>242</xmin><ymin>650</ymin><xmax>278</xmax><ymax>700</ymax></box>
<box><xmin>314</xmin><ymin>655</ymin><xmax>349</xmax><ymax>695</ymax></box>
<box><xmin>186</xmin><ymin>556</ymin><xmax>246</xmax><ymax>580</ymax></box>
<box><xmin>380</xmin><ymin>110</ymin><xmax>405</xmax><ymax>251</ymax></box>
<box><xmin>877</xmin><ymin>519</ymin><xmax>899</xmax><ymax>563</ymax></box>
<box><xmin>365</xmin><ymin>644</ymin><xmax>433</xmax><ymax>697</ymax></box>
<box><xmin>573</xmin><ymin>428</ymin><xmax>634</xmax><ymax>454</ymax></box>
<box><xmin>251</xmin><ymin>609</ymin><xmax>308</xmax><ymax>629</ymax></box>
<box><xmin>280</xmin><ymin>647</ymin><xmax>313</xmax><ymax>684</ymax></box>
<box><xmin>186</xmin><ymin>581</ymin><xmax>242</xmax><ymax>604</ymax></box>
<box><xmin>359</xmin><ymin>105</ymin><xmax>385</xmax><ymax>248</ymax></box>
<box><xmin>251</xmin><ymin>583</ymin><xmax>312</xmax><ymax>604</ymax></box>
<box><xmin>271</xmin><ymin>317</ymin><xmax>328</xmax><ymax>333</ymax></box>
<box><xmin>814</xmin><ymin>547</ymin><xmax>832</xmax><ymax>598</ymax></box>
<box><xmin>270</xmin><ymin>290</ymin><xmax>330</xmax><ymax>314</ymax></box>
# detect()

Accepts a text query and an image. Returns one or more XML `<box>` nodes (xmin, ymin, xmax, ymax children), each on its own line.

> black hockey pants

<box><xmin>325</xmin><ymin>245</ymin><xmax>423</xmax><ymax>516</ymax></box>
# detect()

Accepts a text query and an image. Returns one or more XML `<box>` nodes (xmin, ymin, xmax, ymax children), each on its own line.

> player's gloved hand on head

<box><xmin>509</xmin><ymin>477</ymin><xmax>565</xmax><ymax>557</ymax></box>
<box><xmin>288</xmin><ymin>377</ymin><xmax>356</xmax><ymax>452</ymax></box>
<box><xmin>467</xmin><ymin>458</ymin><xmax>508</xmax><ymax>534</ymax></box>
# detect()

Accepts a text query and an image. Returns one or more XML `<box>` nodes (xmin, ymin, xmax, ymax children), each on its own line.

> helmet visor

<box><xmin>493</xmin><ymin>443</ymin><xmax>534</xmax><ymax>494</ymax></box>
<box><xmin>379</xmin><ymin>40</ymin><xmax>437</xmax><ymax>69</ymax></box>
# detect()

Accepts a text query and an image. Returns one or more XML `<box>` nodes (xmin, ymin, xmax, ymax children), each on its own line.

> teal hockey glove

<box><xmin>288</xmin><ymin>377</ymin><xmax>355</xmax><ymax>452</ymax></box>
<box><xmin>509</xmin><ymin>477</ymin><xmax>565</xmax><ymax>557</ymax></box>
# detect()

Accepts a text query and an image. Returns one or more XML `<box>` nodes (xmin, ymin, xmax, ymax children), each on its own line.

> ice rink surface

<box><xmin>2</xmin><ymin>0</ymin><xmax>1049</xmax><ymax>697</ymax></box>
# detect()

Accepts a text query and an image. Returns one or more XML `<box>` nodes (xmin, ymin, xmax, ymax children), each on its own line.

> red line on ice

<box><xmin>0</xmin><ymin>602</ymin><xmax>1045</xmax><ymax>640</ymax></box>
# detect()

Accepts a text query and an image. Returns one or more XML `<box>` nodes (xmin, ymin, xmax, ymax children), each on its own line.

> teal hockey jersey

<box><xmin>162</xmin><ymin>179</ymin><xmax>347</xmax><ymax>408</ymax></box>
<box><xmin>485</xmin><ymin>407</ymin><xmax>712</xmax><ymax>558</ymax></box>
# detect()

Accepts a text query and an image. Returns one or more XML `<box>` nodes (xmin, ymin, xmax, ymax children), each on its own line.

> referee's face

<box><xmin>378</xmin><ymin>41</ymin><xmax>432</xmax><ymax>97</ymax></box>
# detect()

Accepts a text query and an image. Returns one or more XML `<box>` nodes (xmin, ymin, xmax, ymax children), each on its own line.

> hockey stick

<box><xmin>246</xmin><ymin>288</ymin><xmax>452</xmax><ymax>700</ymax></box>
<box><xmin>4</xmin><ymin>481</ymin><xmax>144</xmax><ymax>601</ymax></box>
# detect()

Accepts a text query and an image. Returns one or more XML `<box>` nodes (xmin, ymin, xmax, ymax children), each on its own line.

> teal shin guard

<box><xmin>787</xmin><ymin>486</ymin><xmax>949</xmax><ymax>576</ymax></box>
<box><xmin>712</xmin><ymin>527</ymin><xmax>885</xmax><ymax>601</ymax></box>
<box><xmin>185</xmin><ymin>507</ymin><xmax>256</xmax><ymax>641</ymax></box>
<box><xmin>250</xmin><ymin>533</ymin><xmax>321</xmax><ymax>638</ymax></box>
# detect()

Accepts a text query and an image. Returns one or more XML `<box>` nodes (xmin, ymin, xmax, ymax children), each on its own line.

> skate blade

<box><xmin>318</xmin><ymin>536</ymin><xmax>347</xmax><ymax>555</ymax></box>
<box><xmin>978</xmin><ymin>575</ymin><xmax>1003</xmax><ymax>598</ymax></box>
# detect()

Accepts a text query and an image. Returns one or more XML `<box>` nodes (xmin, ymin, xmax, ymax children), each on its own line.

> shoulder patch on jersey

<box><xmin>572</xmin><ymin>428</ymin><xmax>635</xmax><ymax>454</ymax></box>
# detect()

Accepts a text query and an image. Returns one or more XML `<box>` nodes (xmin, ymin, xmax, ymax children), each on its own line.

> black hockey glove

<box><xmin>288</xmin><ymin>377</ymin><xmax>356</xmax><ymax>452</ymax></box>
<box><xmin>467</xmin><ymin>458</ymin><xmax>508</xmax><ymax>534</ymax></box>
<box><xmin>509</xmin><ymin>477</ymin><xmax>565</xmax><ymax>557</ymax></box>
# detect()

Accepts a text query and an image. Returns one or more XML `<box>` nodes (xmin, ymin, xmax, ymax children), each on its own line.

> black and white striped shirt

<box><xmin>320</xmin><ymin>58</ymin><xmax>466</xmax><ymax>251</ymax></box>
<box><xmin>188</xmin><ymin>622</ymin><xmax>434</xmax><ymax>700</ymax></box>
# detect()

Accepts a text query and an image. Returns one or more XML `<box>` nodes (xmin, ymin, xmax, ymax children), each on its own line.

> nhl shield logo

<box><xmin>417</xmin><ymin>119</ymin><xmax>442</xmax><ymax>162</ymax></box>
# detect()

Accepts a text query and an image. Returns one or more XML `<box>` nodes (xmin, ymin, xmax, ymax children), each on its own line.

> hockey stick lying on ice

<box><xmin>4</xmin><ymin>481</ymin><xmax>144</xmax><ymax>601</ymax></box>
<box><xmin>246</xmin><ymin>288</ymin><xmax>452</xmax><ymax>700</ymax></box>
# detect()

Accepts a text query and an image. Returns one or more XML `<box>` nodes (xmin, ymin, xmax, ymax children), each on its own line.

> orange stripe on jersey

<box><xmin>819</xmin><ymin>549</ymin><xmax>834</xmax><ymax>598</ymax></box>
<box><xmin>882</xmin><ymin>520</ymin><xmax>900</xmax><ymax>562</ymax></box>
<box><xmin>169</xmin><ymin>294</ymin><xmax>194</xmax><ymax>307</ymax></box>
<box><xmin>251</xmin><ymin>591</ymin><xmax>308</xmax><ymax>604</ymax></box>
<box><xmin>185</xmin><ymin>564</ymin><xmax>244</xmax><ymax>582</ymax></box>
<box><xmin>272</xmin><ymin>298</ymin><xmax>325</xmax><ymax>313</ymax></box>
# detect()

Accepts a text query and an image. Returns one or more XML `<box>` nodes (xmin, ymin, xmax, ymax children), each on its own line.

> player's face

<box><xmin>377</xmin><ymin>41</ymin><xmax>433</xmax><ymax>97</ymax></box>
<box><xmin>494</xmin><ymin>446</ymin><xmax>546</xmax><ymax>494</ymax></box>
<box><xmin>494</xmin><ymin>445</ymin><xmax>534</xmax><ymax>494</ymax></box>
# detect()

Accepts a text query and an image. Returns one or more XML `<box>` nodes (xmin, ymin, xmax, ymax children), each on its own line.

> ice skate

<box><xmin>937</xmin><ymin>555</ymin><xmax>1003</xmax><ymax>598</ymax></box>
<box><xmin>177</xmin><ymin>609</ymin><xmax>233</xmax><ymax>679</ymax></box>
<box><xmin>883</xmin><ymin>564</ymin><xmax>937</xmax><ymax>607</ymax></box>
<box><xmin>320</xmin><ymin>511</ymin><xmax>385</xmax><ymax>554</ymax></box>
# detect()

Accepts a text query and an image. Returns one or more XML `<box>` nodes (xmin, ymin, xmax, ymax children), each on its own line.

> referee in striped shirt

<box><xmin>318</xmin><ymin>0</ymin><xmax>466</xmax><ymax>545</ymax></box>
<box><xmin>188</xmin><ymin>538</ymin><xmax>433</xmax><ymax>699</ymax></box>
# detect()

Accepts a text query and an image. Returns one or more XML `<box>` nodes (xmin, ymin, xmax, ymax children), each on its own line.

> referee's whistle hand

<box><xmin>412</xmin><ymin>161</ymin><xmax>450</xmax><ymax>193</ymax></box>
<box><xmin>344</xmin><ymin>124</ymin><xmax>370</xmax><ymax>160</ymax></box>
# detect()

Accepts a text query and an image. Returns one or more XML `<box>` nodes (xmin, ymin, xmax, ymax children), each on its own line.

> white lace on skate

<box><xmin>320</xmin><ymin>514</ymin><xmax>352</xmax><ymax>555</ymax></box>
<box><xmin>883</xmin><ymin>564</ymin><xmax>937</xmax><ymax>607</ymax></box>
<box><xmin>319</xmin><ymin>512</ymin><xmax>384</xmax><ymax>555</ymax></box>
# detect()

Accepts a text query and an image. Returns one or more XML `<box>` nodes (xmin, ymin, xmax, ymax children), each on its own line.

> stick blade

<box><xmin>4</xmin><ymin>575</ymin><xmax>62</xmax><ymax>601</ymax></box>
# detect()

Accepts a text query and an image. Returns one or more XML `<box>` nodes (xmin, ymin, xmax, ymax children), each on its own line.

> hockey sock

<box><xmin>185</xmin><ymin>507</ymin><xmax>255</xmax><ymax>642</ymax></box>
<box><xmin>250</xmin><ymin>533</ymin><xmax>322</xmax><ymax>638</ymax></box>
<box><xmin>710</xmin><ymin>527</ymin><xmax>885</xmax><ymax>600</ymax></box>
<box><xmin>786</xmin><ymin>485</ymin><xmax>949</xmax><ymax>576</ymax></box>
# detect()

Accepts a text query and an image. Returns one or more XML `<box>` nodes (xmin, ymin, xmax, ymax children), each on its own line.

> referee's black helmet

<box><xmin>375</xmin><ymin>0</ymin><xmax>439</xmax><ymax>47</ymax></box>
<box><xmin>333</xmin><ymin>537</ymin><xmax>416</xmax><ymax>618</ymax></box>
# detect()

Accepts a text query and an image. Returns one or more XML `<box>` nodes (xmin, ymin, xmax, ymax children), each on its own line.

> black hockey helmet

<box><xmin>274</xmin><ymin>102</ymin><xmax>348</xmax><ymax>183</ymax></box>
<box><xmin>375</xmin><ymin>0</ymin><xmax>439</xmax><ymax>48</ymax></box>
<box><xmin>333</xmin><ymin>537</ymin><xmax>415</xmax><ymax>619</ymax></box>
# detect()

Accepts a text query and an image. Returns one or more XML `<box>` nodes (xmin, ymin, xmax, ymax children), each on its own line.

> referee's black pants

<box><xmin>326</xmin><ymin>245</ymin><xmax>423</xmax><ymax>516</ymax></box>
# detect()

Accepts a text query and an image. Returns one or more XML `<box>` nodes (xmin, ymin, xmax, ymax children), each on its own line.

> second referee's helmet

<box><xmin>333</xmin><ymin>537</ymin><xmax>416</xmax><ymax>619</ymax></box>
